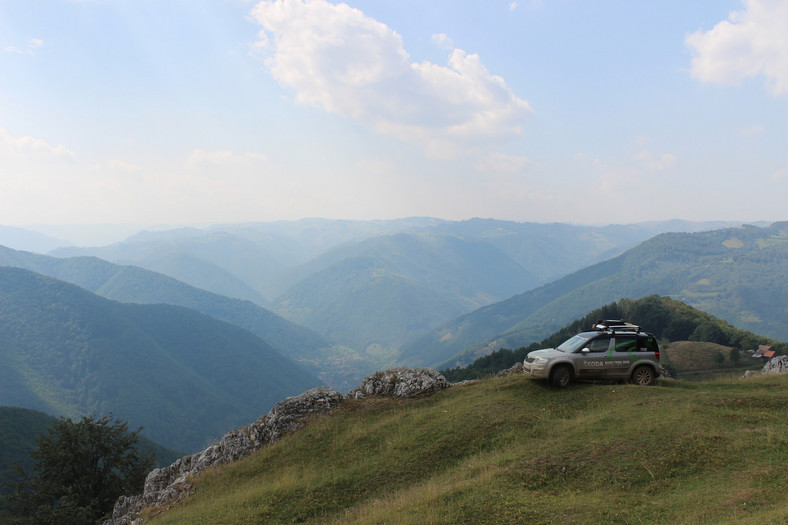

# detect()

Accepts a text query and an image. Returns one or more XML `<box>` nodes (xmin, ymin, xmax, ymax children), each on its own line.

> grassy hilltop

<box><xmin>147</xmin><ymin>373</ymin><xmax>787</xmax><ymax>524</ymax></box>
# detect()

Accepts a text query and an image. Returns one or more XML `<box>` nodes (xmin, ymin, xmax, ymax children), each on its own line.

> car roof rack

<box><xmin>592</xmin><ymin>319</ymin><xmax>641</xmax><ymax>333</ymax></box>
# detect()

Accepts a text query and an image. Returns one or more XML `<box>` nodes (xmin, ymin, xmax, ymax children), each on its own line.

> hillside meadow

<box><xmin>145</xmin><ymin>373</ymin><xmax>787</xmax><ymax>524</ymax></box>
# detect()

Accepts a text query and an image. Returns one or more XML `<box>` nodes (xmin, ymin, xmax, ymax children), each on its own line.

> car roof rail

<box><xmin>592</xmin><ymin>319</ymin><xmax>641</xmax><ymax>333</ymax></box>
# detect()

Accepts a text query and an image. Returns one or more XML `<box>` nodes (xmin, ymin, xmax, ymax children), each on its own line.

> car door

<box><xmin>574</xmin><ymin>335</ymin><xmax>612</xmax><ymax>379</ymax></box>
<box><xmin>608</xmin><ymin>334</ymin><xmax>639</xmax><ymax>379</ymax></box>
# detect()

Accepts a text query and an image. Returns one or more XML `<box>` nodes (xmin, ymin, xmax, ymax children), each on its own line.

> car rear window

<box><xmin>639</xmin><ymin>336</ymin><xmax>658</xmax><ymax>352</ymax></box>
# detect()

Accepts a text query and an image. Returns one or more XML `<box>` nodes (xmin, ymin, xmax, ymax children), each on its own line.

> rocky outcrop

<box><xmin>497</xmin><ymin>362</ymin><xmax>524</xmax><ymax>377</ymax></box>
<box><xmin>346</xmin><ymin>368</ymin><xmax>450</xmax><ymax>399</ymax></box>
<box><xmin>762</xmin><ymin>355</ymin><xmax>788</xmax><ymax>374</ymax></box>
<box><xmin>743</xmin><ymin>355</ymin><xmax>788</xmax><ymax>378</ymax></box>
<box><xmin>104</xmin><ymin>386</ymin><xmax>344</xmax><ymax>525</ymax></box>
<box><xmin>104</xmin><ymin>369</ymin><xmax>449</xmax><ymax>525</ymax></box>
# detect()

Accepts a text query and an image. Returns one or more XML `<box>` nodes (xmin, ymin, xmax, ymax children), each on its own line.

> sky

<box><xmin>1</xmin><ymin>0</ymin><xmax>787</xmax><ymax>228</ymax></box>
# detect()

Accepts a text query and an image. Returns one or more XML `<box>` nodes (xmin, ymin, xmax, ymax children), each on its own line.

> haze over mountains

<box><xmin>2</xmin><ymin>217</ymin><xmax>785</xmax><ymax>455</ymax></box>
<box><xmin>0</xmin><ymin>225</ymin><xmax>72</xmax><ymax>254</ymax></box>
<box><xmin>41</xmin><ymin>218</ymin><xmax>744</xmax><ymax>359</ymax></box>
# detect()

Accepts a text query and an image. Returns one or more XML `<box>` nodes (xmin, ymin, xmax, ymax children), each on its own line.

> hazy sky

<box><xmin>1</xmin><ymin>0</ymin><xmax>787</xmax><ymax>226</ymax></box>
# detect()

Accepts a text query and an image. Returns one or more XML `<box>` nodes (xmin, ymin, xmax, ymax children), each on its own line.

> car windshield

<box><xmin>556</xmin><ymin>334</ymin><xmax>590</xmax><ymax>353</ymax></box>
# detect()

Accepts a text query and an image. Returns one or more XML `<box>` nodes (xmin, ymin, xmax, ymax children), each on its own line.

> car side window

<box><xmin>638</xmin><ymin>336</ymin><xmax>658</xmax><ymax>352</ymax></box>
<box><xmin>613</xmin><ymin>335</ymin><xmax>637</xmax><ymax>354</ymax></box>
<box><xmin>585</xmin><ymin>336</ymin><xmax>611</xmax><ymax>353</ymax></box>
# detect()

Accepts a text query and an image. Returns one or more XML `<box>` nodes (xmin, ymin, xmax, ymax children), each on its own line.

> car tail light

<box><xmin>655</xmin><ymin>350</ymin><xmax>660</xmax><ymax>361</ymax></box>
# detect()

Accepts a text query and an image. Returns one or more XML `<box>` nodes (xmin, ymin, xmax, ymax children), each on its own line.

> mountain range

<box><xmin>5</xmin><ymin>219</ymin><xmax>784</xmax><ymax>379</ymax></box>
<box><xmin>1</xmin><ymin>217</ymin><xmax>785</xmax><ymax>524</ymax></box>
<box><xmin>401</xmin><ymin>222</ymin><xmax>788</xmax><ymax>368</ymax></box>
<box><xmin>0</xmin><ymin>267</ymin><xmax>319</xmax><ymax>452</ymax></box>
<box><xmin>0</xmin><ymin>225</ymin><xmax>70</xmax><ymax>254</ymax></box>
<box><xmin>0</xmin><ymin>244</ymin><xmax>357</xmax><ymax>387</ymax></box>
<box><xmin>42</xmin><ymin>218</ymin><xmax>744</xmax><ymax>360</ymax></box>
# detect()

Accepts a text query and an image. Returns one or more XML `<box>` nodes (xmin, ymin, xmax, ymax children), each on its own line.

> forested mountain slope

<box><xmin>47</xmin><ymin>219</ymin><xmax>736</xmax><ymax>354</ymax></box>
<box><xmin>0</xmin><ymin>245</ymin><xmax>345</xmax><ymax>385</ymax></box>
<box><xmin>272</xmin><ymin>232</ymin><xmax>537</xmax><ymax>351</ymax></box>
<box><xmin>0</xmin><ymin>267</ymin><xmax>319</xmax><ymax>452</ymax></box>
<box><xmin>401</xmin><ymin>222</ymin><xmax>788</xmax><ymax>368</ymax></box>
<box><xmin>49</xmin><ymin>219</ymin><xmax>445</xmax><ymax>304</ymax></box>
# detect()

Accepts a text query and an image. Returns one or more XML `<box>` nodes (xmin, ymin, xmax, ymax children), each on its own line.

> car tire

<box><xmin>631</xmin><ymin>365</ymin><xmax>655</xmax><ymax>386</ymax></box>
<box><xmin>550</xmin><ymin>365</ymin><xmax>572</xmax><ymax>388</ymax></box>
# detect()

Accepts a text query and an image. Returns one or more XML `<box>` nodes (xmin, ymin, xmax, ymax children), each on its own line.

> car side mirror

<box><xmin>581</xmin><ymin>348</ymin><xmax>590</xmax><ymax>354</ymax></box>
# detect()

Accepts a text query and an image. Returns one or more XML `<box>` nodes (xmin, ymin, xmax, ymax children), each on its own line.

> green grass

<box><xmin>150</xmin><ymin>374</ymin><xmax>788</xmax><ymax>525</ymax></box>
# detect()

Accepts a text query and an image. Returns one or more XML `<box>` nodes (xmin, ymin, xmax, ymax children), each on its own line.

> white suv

<box><xmin>522</xmin><ymin>320</ymin><xmax>661</xmax><ymax>387</ymax></box>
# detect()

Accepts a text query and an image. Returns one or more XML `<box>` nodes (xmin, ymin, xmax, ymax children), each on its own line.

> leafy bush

<box><xmin>8</xmin><ymin>415</ymin><xmax>153</xmax><ymax>525</ymax></box>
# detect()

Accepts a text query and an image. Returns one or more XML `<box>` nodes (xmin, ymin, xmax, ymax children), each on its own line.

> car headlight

<box><xmin>532</xmin><ymin>357</ymin><xmax>549</xmax><ymax>364</ymax></box>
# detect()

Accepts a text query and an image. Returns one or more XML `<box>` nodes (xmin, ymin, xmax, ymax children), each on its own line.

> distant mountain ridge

<box><xmin>272</xmin><ymin>232</ymin><xmax>538</xmax><ymax>351</ymax></box>
<box><xmin>0</xmin><ymin>267</ymin><xmax>320</xmax><ymax>452</ymax></box>
<box><xmin>49</xmin><ymin>218</ymin><xmax>448</xmax><ymax>304</ymax></box>
<box><xmin>45</xmin><ymin>218</ymin><xmax>747</xmax><ymax>360</ymax></box>
<box><xmin>0</xmin><ymin>225</ymin><xmax>71</xmax><ymax>253</ymax></box>
<box><xmin>0</xmin><ymin>245</ymin><xmax>355</xmax><ymax>387</ymax></box>
<box><xmin>402</xmin><ymin>222</ymin><xmax>788</xmax><ymax>368</ymax></box>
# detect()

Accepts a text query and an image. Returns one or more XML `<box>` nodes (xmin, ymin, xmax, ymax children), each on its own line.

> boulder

<box><xmin>347</xmin><ymin>368</ymin><xmax>450</xmax><ymax>399</ymax></box>
<box><xmin>762</xmin><ymin>355</ymin><xmax>788</xmax><ymax>374</ymax></box>
<box><xmin>743</xmin><ymin>355</ymin><xmax>788</xmax><ymax>378</ymax></box>
<box><xmin>497</xmin><ymin>362</ymin><xmax>524</xmax><ymax>377</ymax></box>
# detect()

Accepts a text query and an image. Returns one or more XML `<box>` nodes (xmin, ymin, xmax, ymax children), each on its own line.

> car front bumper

<box><xmin>522</xmin><ymin>360</ymin><xmax>549</xmax><ymax>379</ymax></box>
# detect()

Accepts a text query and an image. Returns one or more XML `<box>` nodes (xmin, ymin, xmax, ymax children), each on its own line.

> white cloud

<box><xmin>475</xmin><ymin>152</ymin><xmax>530</xmax><ymax>173</ymax></box>
<box><xmin>686</xmin><ymin>0</ymin><xmax>788</xmax><ymax>95</ymax></box>
<box><xmin>646</xmin><ymin>153</ymin><xmax>677</xmax><ymax>172</ymax></box>
<box><xmin>590</xmin><ymin>158</ymin><xmax>640</xmax><ymax>192</ymax></box>
<box><xmin>772</xmin><ymin>167</ymin><xmax>788</xmax><ymax>180</ymax></box>
<box><xmin>739</xmin><ymin>124</ymin><xmax>765</xmax><ymax>136</ymax></box>
<box><xmin>251</xmin><ymin>0</ymin><xmax>532</xmax><ymax>157</ymax></box>
<box><xmin>631</xmin><ymin>148</ymin><xmax>676</xmax><ymax>172</ymax></box>
<box><xmin>432</xmin><ymin>33</ymin><xmax>453</xmax><ymax>50</ymax></box>
<box><xmin>187</xmin><ymin>149</ymin><xmax>266</xmax><ymax>166</ymax></box>
<box><xmin>0</xmin><ymin>127</ymin><xmax>75</xmax><ymax>159</ymax></box>
<box><xmin>101</xmin><ymin>159</ymin><xmax>141</xmax><ymax>173</ymax></box>
<box><xmin>3</xmin><ymin>38</ymin><xmax>44</xmax><ymax>55</ymax></box>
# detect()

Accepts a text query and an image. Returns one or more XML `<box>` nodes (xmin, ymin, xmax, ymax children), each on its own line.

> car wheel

<box><xmin>550</xmin><ymin>365</ymin><xmax>572</xmax><ymax>388</ymax></box>
<box><xmin>631</xmin><ymin>365</ymin><xmax>655</xmax><ymax>386</ymax></box>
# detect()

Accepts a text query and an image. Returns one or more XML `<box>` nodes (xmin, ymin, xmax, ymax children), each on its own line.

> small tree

<box><xmin>730</xmin><ymin>348</ymin><xmax>741</xmax><ymax>363</ymax></box>
<box><xmin>10</xmin><ymin>415</ymin><xmax>154</xmax><ymax>525</ymax></box>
